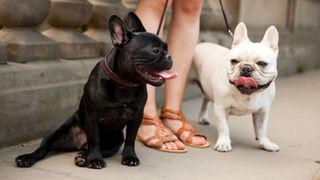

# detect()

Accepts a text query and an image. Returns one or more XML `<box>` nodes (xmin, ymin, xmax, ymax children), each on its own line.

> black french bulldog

<box><xmin>15</xmin><ymin>12</ymin><xmax>176</xmax><ymax>169</ymax></box>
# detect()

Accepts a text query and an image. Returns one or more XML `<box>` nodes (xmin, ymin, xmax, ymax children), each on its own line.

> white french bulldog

<box><xmin>193</xmin><ymin>22</ymin><xmax>280</xmax><ymax>152</ymax></box>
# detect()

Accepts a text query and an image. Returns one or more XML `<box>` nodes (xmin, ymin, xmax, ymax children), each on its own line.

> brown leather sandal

<box><xmin>136</xmin><ymin>114</ymin><xmax>187</xmax><ymax>153</ymax></box>
<box><xmin>160</xmin><ymin>107</ymin><xmax>210</xmax><ymax>148</ymax></box>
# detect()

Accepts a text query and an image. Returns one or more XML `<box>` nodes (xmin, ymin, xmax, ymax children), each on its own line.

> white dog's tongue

<box><xmin>156</xmin><ymin>71</ymin><xmax>178</xmax><ymax>80</ymax></box>
<box><xmin>235</xmin><ymin>77</ymin><xmax>257</xmax><ymax>88</ymax></box>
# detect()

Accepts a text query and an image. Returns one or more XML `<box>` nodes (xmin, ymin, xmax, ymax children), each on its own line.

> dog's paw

<box><xmin>80</xmin><ymin>152</ymin><xmax>106</xmax><ymax>169</ymax></box>
<box><xmin>75</xmin><ymin>151</ymin><xmax>88</xmax><ymax>167</ymax></box>
<box><xmin>259</xmin><ymin>139</ymin><xmax>280</xmax><ymax>152</ymax></box>
<box><xmin>198</xmin><ymin>118</ymin><xmax>210</xmax><ymax>125</ymax></box>
<box><xmin>15</xmin><ymin>154</ymin><xmax>37</xmax><ymax>167</ymax></box>
<box><xmin>214</xmin><ymin>137</ymin><xmax>232</xmax><ymax>152</ymax></box>
<box><xmin>122</xmin><ymin>155</ymin><xmax>140</xmax><ymax>166</ymax></box>
<box><xmin>87</xmin><ymin>159</ymin><xmax>106</xmax><ymax>169</ymax></box>
<box><xmin>87</xmin><ymin>157</ymin><xmax>106</xmax><ymax>169</ymax></box>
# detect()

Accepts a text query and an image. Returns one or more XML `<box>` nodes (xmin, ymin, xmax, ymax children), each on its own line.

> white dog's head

<box><xmin>227</xmin><ymin>23</ymin><xmax>279</xmax><ymax>95</ymax></box>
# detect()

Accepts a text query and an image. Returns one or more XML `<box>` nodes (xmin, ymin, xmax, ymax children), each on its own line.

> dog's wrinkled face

<box><xmin>108</xmin><ymin>12</ymin><xmax>176</xmax><ymax>86</ymax></box>
<box><xmin>227</xmin><ymin>23</ymin><xmax>279</xmax><ymax>95</ymax></box>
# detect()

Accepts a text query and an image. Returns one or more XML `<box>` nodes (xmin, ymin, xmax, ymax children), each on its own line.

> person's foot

<box><xmin>161</xmin><ymin>107</ymin><xmax>209</xmax><ymax>147</ymax></box>
<box><xmin>137</xmin><ymin>115</ymin><xmax>186</xmax><ymax>152</ymax></box>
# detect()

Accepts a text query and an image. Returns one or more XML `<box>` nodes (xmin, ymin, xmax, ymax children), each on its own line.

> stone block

<box><xmin>43</xmin><ymin>28</ymin><xmax>100</xmax><ymax>59</ymax></box>
<box><xmin>239</xmin><ymin>0</ymin><xmax>288</xmax><ymax>28</ymax></box>
<box><xmin>0</xmin><ymin>59</ymin><xmax>99</xmax><ymax>147</ymax></box>
<box><xmin>43</xmin><ymin>0</ymin><xmax>101</xmax><ymax>59</ymax></box>
<box><xmin>294</xmin><ymin>0</ymin><xmax>320</xmax><ymax>31</ymax></box>
<box><xmin>0</xmin><ymin>28</ymin><xmax>59</xmax><ymax>63</ymax></box>
<box><xmin>0</xmin><ymin>42</ymin><xmax>6</xmax><ymax>64</ymax></box>
<box><xmin>0</xmin><ymin>0</ymin><xmax>59</xmax><ymax>63</ymax></box>
<box><xmin>206</xmin><ymin>0</ymin><xmax>240</xmax><ymax>30</ymax></box>
<box><xmin>85</xmin><ymin>0</ymin><xmax>128</xmax><ymax>56</ymax></box>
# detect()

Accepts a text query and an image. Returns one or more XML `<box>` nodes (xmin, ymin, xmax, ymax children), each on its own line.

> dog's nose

<box><xmin>240</xmin><ymin>64</ymin><xmax>253</xmax><ymax>77</ymax></box>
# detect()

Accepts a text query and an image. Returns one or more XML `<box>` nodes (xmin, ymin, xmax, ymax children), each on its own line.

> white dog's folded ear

<box><xmin>261</xmin><ymin>26</ymin><xmax>279</xmax><ymax>54</ymax></box>
<box><xmin>232</xmin><ymin>22</ymin><xmax>250</xmax><ymax>48</ymax></box>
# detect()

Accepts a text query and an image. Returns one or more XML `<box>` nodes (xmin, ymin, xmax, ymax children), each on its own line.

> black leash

<box><xmin>156</xmin><ymin>0</ymin><xmax>169</xmax><ymax>36</ymax></box>
<box><xmin>219</xmin><ymin>0</ymin><xmax>234</xmax><ymax>38</ymax></box>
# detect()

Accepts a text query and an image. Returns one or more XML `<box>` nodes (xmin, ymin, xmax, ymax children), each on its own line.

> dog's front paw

<box><xmin>77</xmin><ymin>152</ymin><xmax>106</xmax><ymax>169</ymax></box>
<box><xmin>259</xmin><ymin>139</ymin><xmax>280</xmax><ymax>152</ymax></box>
<box><xmin>122</xmin><ymin>155</ymin><xmax>140</xmax><ymax>166</ymax></box>
<box><xmin>87</xmin><ymin>156</ymin><xmax>106</xmax><ymax>169</ymax></box>
<box><xmin>15</xmin><ymin>154</ymin><xmax>36</xmax><ymax>167</ymax></box>
<box><xmin>214</xmin><ymin>137</ymin><xmax>232</xmax><ymax>152</ymax></box>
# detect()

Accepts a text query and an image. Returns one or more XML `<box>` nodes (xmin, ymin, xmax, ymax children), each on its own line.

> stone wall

<box><xmin>0</xmin><ymin>0</ymin><xmax>319</xmax><ymax>148</ymax></box>
<box><xmin>0</xmin><ymin>0</ymin><xmax>130</xmax><ymax>148</ymax></box>
<box><xmin>205</xmin><ymin>0</ymin><xmax>320</xmax><ymax>75</ymax></box>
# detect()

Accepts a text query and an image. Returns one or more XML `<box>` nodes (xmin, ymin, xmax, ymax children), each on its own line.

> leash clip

<box><xmin>219</xmin><ymin>0</ymin><xmax>234</xmax><ymax>39</ymax></box>
<box><xmin>228</xmin><ymin>29</ymin><xmax>234</xmax><ymax>39</ymax></box>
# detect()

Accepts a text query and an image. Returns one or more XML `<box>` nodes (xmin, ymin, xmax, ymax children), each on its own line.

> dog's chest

<box><xmin>100</xmin><ymin>104</ymin><xmax>144</xmax><ymax>129</ymax></box>
<box><xmin>226</xmin><ymin>96</ymin><xmax>262</xmax><ymax>115</ymax></box>
<box><xmin>107</xmin><ymin>104</ymin><xmax>136</xmax><ymax>119</ymax></box>
<box><xmin>228</xmin><ymin>106</ymin><xmax>256</xmax><ymax>115</ymax></box>
<box><xmin>95</xmin><ymin>85</ymin><xmax>147</xmax><ymax>131</ymax></box>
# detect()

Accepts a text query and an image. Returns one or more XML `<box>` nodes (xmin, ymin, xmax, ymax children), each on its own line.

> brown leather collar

<box><xmin>102</xmin><ymin>55</ymin><xmax>140</xmax><ymax>87</ymax></box>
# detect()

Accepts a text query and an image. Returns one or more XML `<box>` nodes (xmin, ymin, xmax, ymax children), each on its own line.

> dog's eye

<box><xmin>151</xmin><ymin>48</ymin><xmax>160</xmax><ymax>55</ymax></box>
<box><xmin>257</xmin><ymin>61</ymin><xmax>268</xmax><ymax>67</ymax></box>
<box><xmin>230</xmin><ymin>59</ymin><xmax>239</xmax><ymax>65</ymax></box>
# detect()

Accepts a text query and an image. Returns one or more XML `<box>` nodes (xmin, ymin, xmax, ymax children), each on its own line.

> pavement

<box><xmin>0</xmin><ymin>70</ymin><xmax>320</xmax><ymax>180</ymax></box>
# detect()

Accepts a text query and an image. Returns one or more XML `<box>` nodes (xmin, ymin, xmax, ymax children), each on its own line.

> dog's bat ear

<box><xmin>125</xmin><ymin>12</ymin><xmax>146</xmax><ymax>32</ymax></box>
<box><xmin>232</xmin><ymin>22</ymin><xmax>250</xmax><ymax>48</ymax></box>
<box><xmin>108</xmin><ymin>15</ymin><xmax>130</xmax><ymax>46</ymax></box>
<box><xmin>261</xmin><ymin>25</ymin><xmax>279</xmax><ymax>54</ymax></box>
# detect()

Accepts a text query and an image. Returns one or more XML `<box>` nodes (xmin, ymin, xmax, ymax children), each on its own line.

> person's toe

<box><xmin>161</xmin><ymin>144</ymin><xmax>167</xmax><ymax>150</ymax></box>
<box><xmin>165</xmin><ymin>142</ymin><xmax>173</xmax><ymax>150</ymax></box>
<box><xmin>169</xmin><ymin>142</ymin><xmax>178</xmax><ymax>150</ymax></box>
<box><xmin>191</xmin><ymin>136</ymin><xmax>206</xmax><ymax>145</ymax></box>
<box><xmin>175</xmin><ymin>141</ymin><xmax>185</xmax><ymax>150</ymax></box>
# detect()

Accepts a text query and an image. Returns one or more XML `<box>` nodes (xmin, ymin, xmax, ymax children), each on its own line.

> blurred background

<box><xmin>0</xmin><ymin>0</ymin><xmax>319</xmax><ymax>148</ymax></box>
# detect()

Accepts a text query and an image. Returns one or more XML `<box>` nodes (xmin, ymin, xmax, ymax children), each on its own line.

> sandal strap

<box><xmin>160</xmin><ymin>107</ymin><xmax>185</xmax><ymax>120</ymax></box>
<box><xmin>140</xmin><ymin>114</ymin><xmax>177</xmax><ymax>148</ymax></box>
<box><xmin>144</xmin><ymin>134</ymin><xmax>178</xmax><ymax>148</ymax></box>
<box><xmin>161</xmin><ymin>107</ymin><xmax>193</xmax><ymax>137</ymax></box>
<box><xmin>161</xmin><ymin>107</ymin><xmax>207</xmax><ymax>144</ymax></box>
<box><xmin>141</xmin><ymin>114</ymin><xmax>161</xmax><ymax>126</ymax></box>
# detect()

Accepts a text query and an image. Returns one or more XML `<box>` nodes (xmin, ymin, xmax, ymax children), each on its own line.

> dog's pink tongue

<box><xmin>235</xmin><ymin>77</ymin><xmax>257</xmax><ymax>88</ymax></box>
<box><xmin>156</xmin><ymin>71</ymin><xmax>178</xmax><ymax>80</ymax></box>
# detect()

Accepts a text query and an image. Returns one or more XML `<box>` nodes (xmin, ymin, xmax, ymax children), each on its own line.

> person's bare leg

<box><xmin>162</xmin><ymin>0</ymin><xmax>207</xmax><ymax>145</ymax></box>
<box><xmin>135</xmin><ymin>0</ymin><xmax>185</xmax><ymax>151</ymax></box>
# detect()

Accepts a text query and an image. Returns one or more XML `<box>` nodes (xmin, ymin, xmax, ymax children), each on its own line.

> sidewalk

<box><xmin>1</xmin><ymin>70</ymin><xmax>319</xmax><ymax>180</ymax></box>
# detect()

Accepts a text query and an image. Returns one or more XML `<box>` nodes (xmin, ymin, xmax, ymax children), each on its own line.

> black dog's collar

<box><xmin>102</xmin><ymin>55</ymin><xmax>140</xmax><ymax>87</ymax></box>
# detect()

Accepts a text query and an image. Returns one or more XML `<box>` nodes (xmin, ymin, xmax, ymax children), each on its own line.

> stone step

<box><xmin>0</xmin><ymin>58</ymin><xmax>201</xmax><ymax>148</ymax></box>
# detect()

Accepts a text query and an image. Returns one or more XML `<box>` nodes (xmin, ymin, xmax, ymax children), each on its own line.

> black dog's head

<box><xmin>108</xmin><ymin>12</ymin><xmax>176</xmax><ymax>87</ymax></box>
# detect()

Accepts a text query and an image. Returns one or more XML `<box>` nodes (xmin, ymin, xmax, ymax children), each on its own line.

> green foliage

<box><xmin>297</xmin><ymin>63</ymin><xmax>306</xmax><ymax>74</ymax></box>
<box><xmin>80</xmin><ymin>25</ymin><xmax>88</xmax><ymax>32</ymax></box>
